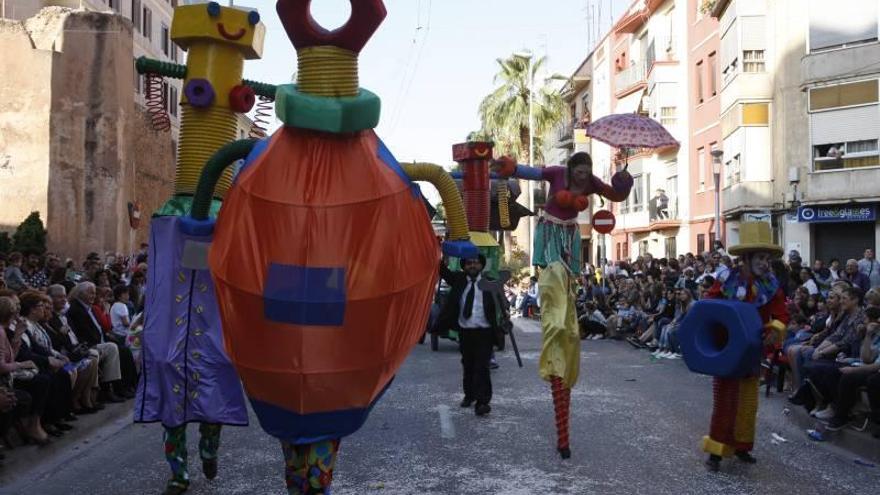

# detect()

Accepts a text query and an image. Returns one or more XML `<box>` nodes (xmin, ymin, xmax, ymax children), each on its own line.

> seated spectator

<box><xmin>22</xmin><ymin>254</ymin><xmax>48</xmax><ymax>290</ymax></box>
<box><xmin>16</xmin><ymin>291</ymin><xmax>75</xmax><ymax>438</ymax></box>
<box><xmin>517</xmin><ymin>277</ymin><xmax>539</xmax><ymax>317</ymax></box>
<box><xmin>800</xmin><ymin>267</ymin><xmax>819</xmax><ymax>296</ymax></box>
<box><xmin>0</xmin><ymin>296</ymin><xmax>48</xmax><ymax>445</ymax></box>
<box><xmin>92</xmin><ymin>286</ymin><xmax>113</xmax><ymax>335</ymax></box>
<box><xmin>45</xmin><ymin>285</ymin><xmax>101</xmax><ymax>414</ymax></box>
<box><xmin>110</xmin><ymin>284</ymin><xmax>132</xmax><ymax>341</ymax></box>
<box><xmin>825</xmin><ymin>306</ymin><xmax>880</xmax><ymax>430</ymax></box>
<box><xmin>579</xmin><ymin>301</ymin><xmax>608</xmax><ymax>340</ymax></box>
<box><xmin>790</xmin><ymin>287</ymin><xmax>865</xmax><ymax>414</ymax></box>
<box><xmin>651</xmin><ymin>288</ymin><xmax>695</xmax><ymax>359</ymax></box>
<box><xmin>814</xmin><ymin>259</ymin><xmax>833</xmax><ymax>297</ymax></box>
<box><xmin>842</xmin><ymin>259</ymin><xmax>871</xmax><ymax>293</ymax></box>
<box><xmin>3</xmin><ymin>253</ymin><xmax>29</xmax><ymax>293</ymax></box>
<box><xmin>66</xmin><ymin>283</ymin><xmax>130</xmax><ymax>402</ymax></box>
<box><xmin>788</xmin><ymin>291</ymin><xmax>842</xmax><ymax>388</ymax></box>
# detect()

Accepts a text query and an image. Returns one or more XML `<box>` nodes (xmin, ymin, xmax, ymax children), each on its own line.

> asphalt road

<box><xmin>6</xmin><ymin>318</ymin><xmax>880</xmax><ymax>494</ymax></box>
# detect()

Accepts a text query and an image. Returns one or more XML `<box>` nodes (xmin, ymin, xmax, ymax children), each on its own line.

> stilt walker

<box><xmin>495</xmin><ymin>152</ymin><xmax>633</xmax><ymax>458</ymax></box>
<box><xmin>678</xmin><ymin>222</ymin><xmax>789</xmax><ymax>472</ymax></box>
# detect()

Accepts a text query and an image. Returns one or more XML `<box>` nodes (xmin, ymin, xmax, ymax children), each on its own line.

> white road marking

<box><xmin>437</xmin><ymin>405</ymin><xmax>456</xmax><ymax>439</ymax></box>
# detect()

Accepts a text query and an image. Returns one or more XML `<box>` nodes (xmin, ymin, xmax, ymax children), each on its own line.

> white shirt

<box><xmin>458</xmin><ymin>275</ymin><xmax>491</xmax><ymax>329</ymax></box>
<box><xmin>713</xmin><ymin>264</ymin><xmax>731</xmax><ymax>283</ymax></box>
<box><xmin>802</xmin><ymin>279</ymin><xmax>819</xmax><ymax>296</ymax></box>
<box><xmin>110</xmin><ymin>302</ymin><xmax>130</xmax><ymax>336</ymax></box>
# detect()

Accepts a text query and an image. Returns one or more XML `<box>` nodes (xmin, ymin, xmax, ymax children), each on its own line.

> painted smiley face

<box><xmin>208</xmin><ymin>2</ymin><xmax>260</xmax><ymax>41</ymax></box>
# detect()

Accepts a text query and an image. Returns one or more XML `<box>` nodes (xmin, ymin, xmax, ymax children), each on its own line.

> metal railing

<box><xmin>615</xmin><ymin>62</ymin><xmax>647</xmax><ymax>93</ymax></box>
<box><xmin>648</xmin><ymin>196</ymin><xmax>679</xmax><ymax>222</ymax></box>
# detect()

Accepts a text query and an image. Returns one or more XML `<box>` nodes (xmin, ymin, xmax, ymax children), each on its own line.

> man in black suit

<box><xmin>439</xmin><ymin>254</ymin><xmax>499</xmax><ymax>416</ymax></box>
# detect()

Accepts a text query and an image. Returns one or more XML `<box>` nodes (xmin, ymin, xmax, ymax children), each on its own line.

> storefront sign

<box><xmin>797</xmin><ymin>204</ymin><xmax>876</xmax><ymax>223</ymax></box>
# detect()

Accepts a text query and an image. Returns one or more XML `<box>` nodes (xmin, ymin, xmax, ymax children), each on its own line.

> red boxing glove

<box><xmin>574</xmin><ymin>195</ymin><xmax>590</xmax><ymax>211</ymax></box>
<box><xmin>555</xmin><ymin>190</ymin><xmax>574</xmax><ymax>208</ymax></box>
<box><xmin>493</xmin><ymin>156</ymin><xmax>517</xmax><ymax>178</ymax></box>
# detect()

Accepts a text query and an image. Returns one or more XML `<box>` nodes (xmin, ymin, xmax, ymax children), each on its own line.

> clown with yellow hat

<box><xmin>696</xmin><ymin>222</ymin><xmax>789</xmax><ymax>472</ymax></box>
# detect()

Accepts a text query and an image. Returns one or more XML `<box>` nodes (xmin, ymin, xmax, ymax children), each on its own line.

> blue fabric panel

<box><xmin>263</xmin><ymin>263</ymin><xmax>346</xmax><ymax>326</ymax></box>
<box><xmin>233</xmin><ymin>136</ymin><xmax>271</xmax><ymax>184</ymax></box>
<box><xmin>249</xmin><ymin>379</ymin><xmax>393</xmax><ymax>444</ymax></box>
<box><xmin>376</xmin><ymin>137</ymin><xmax>421</xmax><ymax>198</ymax></box>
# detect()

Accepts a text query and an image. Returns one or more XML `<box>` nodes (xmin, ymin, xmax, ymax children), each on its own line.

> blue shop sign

<box><xmin>797</xmin><ymin>204</ymin><xmax>876</xmax><ymax>223</ymax></box>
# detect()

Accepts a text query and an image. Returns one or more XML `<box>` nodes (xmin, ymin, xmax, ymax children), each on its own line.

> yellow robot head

<box><xmin>171</xmin><ymin>1</ymin><xmax>266</xmax><ymax>59</ymax></box>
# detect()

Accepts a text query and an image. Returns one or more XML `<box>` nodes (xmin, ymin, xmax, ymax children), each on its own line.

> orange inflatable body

<box><xmin>209</xmin><ymin>127</ymin><xmax>439</xmax><ymax>442</ymax></box>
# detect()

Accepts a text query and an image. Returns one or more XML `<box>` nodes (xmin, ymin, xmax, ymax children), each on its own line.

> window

<box><xmin>665</xmin><ymin>237</ymin><xmax>677</xmax><ymax>260</ymax></box>
<box><xmin>162</xmin><ymin>24</ymin><xmax>170</xmax><ymax>56</ymax></box>
<box><xmin>143</xmin><ymin>7</ymin><xmax>152</xmax><ymax>41</ymax></box>
<box><xmin>660</xmin><ymin>106</ymin><xmax>676</xmax><ymax>127</ymax></box>
<box><xmin>631</xmin><ymin>174</ymin><xmax>644</xmax><ymax>212</ymax></box>
<box><xmin>697</xmin><ymin>234</ymin><xmax>706</xmax><ymax>255</ymax></box>
<box><xmin>708</xmin><ymin>52</ymin><xmax>717</xmax><ymax>95</ymax></box>
<box><xmin>639</xmin><ymin>240</ymin><xmax>648</xmax><ymax>256</ymax></box>
<box><xmin>709</xmin><ymin>232</ymin><xmax>717</xmax><ymax>251</ymax></box>
<box><xmin>169</xmin><ymin>86</ymin><xmax>178</xmax><ymax>117</ymax></box>
<box><xmin>131</xmin><ymin>0</ymin><xmax>141</xmax><ymax>33</ymax></box>
<box><xmin>726</xmin><ymin>154</ymin><xmax>741</xmax><ymax>184</ymax></box>
<box><xmin>813</xmin><ymin>140</ymin><xmax>880</xmax><ymax>171</ymax></box>
<box><xmin>809</xmin><ymin>0</ymin><xmax>878</xmax><ymax>52</ymax></box>
<box><xmin>809</xmin><ymin>80</ymin><xmax>879</xmax><ymax>111</ymax></box>
<box><xmin>108</xmin><ymin>0</ymin><xmax>119</xmax><ymax>11</ymax></box>
<box><xmin>171</xmin><ymin>43</ymin><xmax>179</xmax><ymax>63</ymax></box>
<box><xmin>709</xmin><ymin>142</ymin><xmax>719</xmax><ymax>187</ymax></box>
<box><xmin>698</xmin><ymin>147</ymin><xmax>706</xmax><ymax>190</ymax></box>
<box><xmin>162</xmin><ymin>81</ymin><xmax>169</xmax><ymax>114</ymax></box>
<box><xmin>743</xmin><ymin>50</ymin><xmax>765</xmax><ymax>72</ymax></box>
<box><xmin>616</xmin><ymin>243</ymin><xmax>621</xmax><ymax>261</ymax></box>
<box><xmin>695</xmin><ymin>61</ymin><xmax>704</xmax><ymax>104</ymax></box>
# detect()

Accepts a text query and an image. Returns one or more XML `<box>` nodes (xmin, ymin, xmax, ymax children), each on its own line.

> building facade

<box><xmin>605</xmin><ymin>0</ymin><xmax>691</xmax><ymax>262</ymax></box>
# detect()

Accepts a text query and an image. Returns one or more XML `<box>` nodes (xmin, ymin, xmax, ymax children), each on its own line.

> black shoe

<box><xmin>558</xmin><ymin>447</ymin><xmax>571</xmax><ymax>459</ymax></box>
<box><xmin>475</xmin><ymin>403</ymin><xmax>491</xmax><ymax>416</ymax></box>
<box><xmin>55</xmin><ymin>423</ymin><xmax>74</xmax><ymax>432</ymax></box>
<box><xmin>163</xmin><ymin>484</ymin><xmax>188</xmax><ymax>495</ymax></box>
<box><xmin>489</xmin><ymin>359</ymin><xmax>499</xmax><ymax>370</ymax></box>
<box><xmin>460</xmin><ymin>398</ymin><xmax>475</xmax><ymax>408</ymax></box>
<box><xmin>202</xmin><ymin>457</ymin><xmax>218</xmax><ymax>480</ymax></box>
<box><xmin>734</xmin><ymin>451</ymin><xmax>757</xmax><ymax>464</ymax></box>
<box><xmin>705</xmin><ymin>455</ymin><xmax>721</xmax><ymax>472</ymax></box>
<box><xmin>63</xmin><ymin>413</ymin><xmax>78</xmax><ymax>422</ymax></box>
<box><xmin>826</xmin><ymin>416</ymin><xmax>849</xmax><ymax>431</ymax></box>
<box><xmin>46</xmin><ymin>428</ymin><xmax>63</xmax><ymax>438</ymax></box>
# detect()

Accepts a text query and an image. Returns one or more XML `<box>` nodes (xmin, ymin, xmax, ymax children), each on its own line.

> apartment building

<box><xmin>688</xmin><ymin>0</ymin><xmax>723</xmax><ymax>255</ymax></box>
<box><xmin>712</xmin><ymin>0</ymin><xmax>880</xmax><ymax>264</ymax></box>
<box><xmin>604</xmin><ymin>0</ymin><xmax>691</xmax><ymax>261</ymax></box>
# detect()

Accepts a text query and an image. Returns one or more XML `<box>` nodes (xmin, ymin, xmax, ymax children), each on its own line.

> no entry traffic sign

<box><xmin>592</xmin><ymin>210</ymin><xmax>616</xmax><ymax>234</ymax></box>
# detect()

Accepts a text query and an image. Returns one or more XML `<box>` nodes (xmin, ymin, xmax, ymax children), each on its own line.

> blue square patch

<box><xmin>263</xmin><ymin>263</ymin><xmax>346</xmax><ymax>326</ymax></box>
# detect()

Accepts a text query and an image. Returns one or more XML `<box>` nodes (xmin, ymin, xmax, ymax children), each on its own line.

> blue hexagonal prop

<box><xmin>678</xmin><ymin>299</ymin><xmax>764</xmax><ymax>378</ymax></box>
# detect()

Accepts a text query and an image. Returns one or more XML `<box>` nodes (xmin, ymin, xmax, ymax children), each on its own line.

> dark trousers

<box><xmin>834</xmin><ymin>371</ymin><xmax>880</xmax><ymax>420</ymax></box>
<box><xmin>803</xmin><ymin>359</ymin><xmax>847</xmax><ymax>402</ymax></box>
<box><xmin>13</xmin><ymin>374</ymin><xmax>50</xmax><ymax>418</ymax></box>
<box><xmin>459</xmin><ymin>328</ymin><xmax>494</xmax><ymax>405</ymax></box>
<box><xmin>106</xmin><ymin>334</ymin><xmax>138</xmax><ymax>389</ymax></box>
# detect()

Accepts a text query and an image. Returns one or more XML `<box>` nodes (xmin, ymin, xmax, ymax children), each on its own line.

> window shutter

<box><xmin>811</xmin><ymin>104</ymin><xmax>880</xmax><ymax>144</ymax></box>
<box><xmin>721</xmin><ymin>18</ymin><xmax>739</xmax><ymax>71</ymax></box>
<box><xmin>740</xmin><ymin>16</ymin><xmax>766</xmax><ymax>51</ymax></box>
<box><xmin>810</xmin><ymin>0</ymin><xmax>878</xmax><ymax>50</ymax></box>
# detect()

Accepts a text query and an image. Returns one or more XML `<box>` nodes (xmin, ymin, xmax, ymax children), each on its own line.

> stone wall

<box><xmin>0</xmin><ymin>7</ymin><xmax>175</xmax><ymax>260</ymax></box>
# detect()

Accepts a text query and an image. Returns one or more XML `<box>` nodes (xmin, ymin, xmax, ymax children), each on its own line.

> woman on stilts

<box><xmin>495</xmin><ymin>151</ymin><xmax>632</xmax><ymax>458</ymax></box>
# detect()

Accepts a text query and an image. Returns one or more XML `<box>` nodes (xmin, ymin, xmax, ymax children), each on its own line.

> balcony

<box><xmin>615</xmin><ymin>63</ymin><xmax>647</xmax><ymax>96</ymax></box>
<box><xmin>648</xmin><ymin>196</ymin><xmax>680</xmax><ymax>225</ymax></box>
<box><xmin>644</xmin><ymin>36</ymin><xmax>677</xmax><ymax>70</ymax></box>
<box><xmin>554</xmin><ymin>120</ymin><xmax>576</xmax><ymax>148</ymax></box>
<box><xmin>722</xmin><ymin>181</ymin><xmax>775</xmax><ymax>215</ymax></box>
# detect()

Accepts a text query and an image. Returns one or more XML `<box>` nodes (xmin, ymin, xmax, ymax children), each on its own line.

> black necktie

<box><xmin>463</xmin><ymin>279</ymin><xmax>475</xmax><ymax>319</ymax></box>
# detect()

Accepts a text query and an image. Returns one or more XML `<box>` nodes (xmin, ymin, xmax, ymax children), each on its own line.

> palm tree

<box><xmin>478</xmin><ymin>54</ymin><xmax>567</xmax><ymax>164</ymax></box>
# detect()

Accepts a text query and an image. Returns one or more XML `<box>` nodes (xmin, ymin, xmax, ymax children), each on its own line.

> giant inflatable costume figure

<box><xmin>678</xmin><ymin>222</ymin><xmax>789</xmax><ymax>472</ymax></box>
<box><xmin>133</xmin><ymin>3</ymin><xmax>271</xmax><ymax>495</ymax></box>
<box><xmin>495</xmin><ymin>152</ymin><xmax>633</xmax><ymax>458</ymax></box>
<box><xmin>171</xmin><ymin>1</ymin><xmax>475</xmax><ymax>493</ymax></box>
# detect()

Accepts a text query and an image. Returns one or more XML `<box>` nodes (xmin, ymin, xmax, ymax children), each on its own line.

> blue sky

<box><xmin>241</xmin><ymin>0</ymin><xmax>629</xmax><ymax>169</ymax></box>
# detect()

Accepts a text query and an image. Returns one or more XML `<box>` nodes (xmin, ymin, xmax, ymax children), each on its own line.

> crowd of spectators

<box><xmin>0</xmin><ymin>245</ymin><xmax>148</xmax><ymax>468</ymax></box>
<box><xmin>508</xmin><ymin>246</ymin><xmax>880</xmax><ymax>433</ymax></box>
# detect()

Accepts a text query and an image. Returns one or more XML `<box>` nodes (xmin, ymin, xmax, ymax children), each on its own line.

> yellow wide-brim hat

<box><xmin>728</xmin><ymin>221</ymin><xmax>783</xmax><ymax>257</ymax></box>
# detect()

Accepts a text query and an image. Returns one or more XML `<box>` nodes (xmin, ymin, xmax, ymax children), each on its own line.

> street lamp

<box><xmin>513</xmin><ymin>50</ymin><xmax>535</xmax><ymax>271</ymax></box>
<box><xmin>710</xmin><ymin>149</ymin><xmax>723</xmax><ymax>246</ymax></box>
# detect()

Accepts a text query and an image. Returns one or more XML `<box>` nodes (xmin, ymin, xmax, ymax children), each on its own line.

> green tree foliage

<box><xmin>478</xmin><ymin>54</ymin><xmax>567</xmax><ymax>164</ymax></box>
<box><xmin>13</xmin><ymin>212</ymin><xmax>47</xmax><ymax>255</ymax></box>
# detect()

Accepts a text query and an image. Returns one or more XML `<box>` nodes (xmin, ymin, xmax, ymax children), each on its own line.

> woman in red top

<box><xmin>91</xmin><ymin>287</ymin><xmax>113</xmax><ymax>335</ymax></box>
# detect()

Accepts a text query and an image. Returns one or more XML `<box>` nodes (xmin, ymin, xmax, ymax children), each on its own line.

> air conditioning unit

<box><xmin>788</xmin><ymin>166</ymin><xmax>801</xmax><ymax>183</ymax></box>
